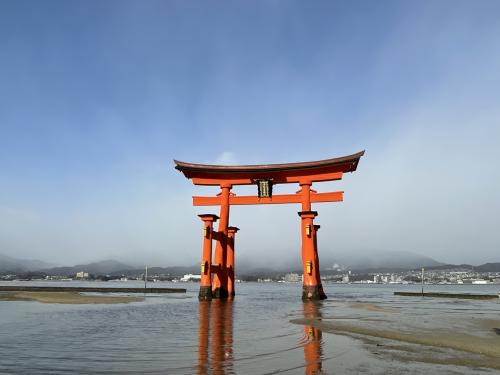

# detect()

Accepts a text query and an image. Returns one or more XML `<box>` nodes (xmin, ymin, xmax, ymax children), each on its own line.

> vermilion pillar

<box><xmin>299</xmin><ymin>210</ymin><xmax>325</xmax><ymax>300</ymax></box>
<box><xmin>300</xmin><ymin>181</ymin><xmax>312</xmax><ymax>211</ymax></box>
<box><xmin>198</xmin><ymin>214</ymin><xmax>219</xmax><ymax>301</ymax></box>
<box><xmin>212</xmin><ymin>184</ymin><xmax>231</xmax><ymax>299</ymax></box>
<box><xmin>313</xmin><ymin>224</ymin><xmax>327</xmax><ymax>299</ymax></box>
<box><xmin>227</xmin><ymin>226</ymin><xmax>239</xmax><ymax>298</ymax></box>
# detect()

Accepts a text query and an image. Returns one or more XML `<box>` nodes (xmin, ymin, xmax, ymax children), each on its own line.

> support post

<box><xmin>313</xmin><ymin>225</ymin><xmax>327</xmax><ymax>299</ymax></box>
<box><xmin>299</xmin><ymin>210</ymin><xmax>325</xmax><ymax>300</ymax></box>
<box><xmin>227</xmin><ymin>226</ymin><xmax>239</xmax><ymax>298</ymax></box>
<box><xmin>212</xmin><ymin>184</ymin><xmax>231</xmax><ymax>299</ymax></box>
<box><xmin>198</xmin><ymin>214</ymin><xmax>219</xmax><ymax>301</ymax></box>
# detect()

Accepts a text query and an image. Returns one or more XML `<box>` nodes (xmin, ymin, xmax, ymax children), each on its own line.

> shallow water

<box><xmin>0</xmin><ymin>281</ymin><xmax>499</xmax><ymax>374</ymax></box>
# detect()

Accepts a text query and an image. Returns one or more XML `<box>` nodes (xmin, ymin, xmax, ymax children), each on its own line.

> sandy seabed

<box><xmin>292</xmin><ymin>301</ymin><xmax>500</xmax><ymax>371</ymax></box>
<box><xmin>0</xmin><ymin>291</ymin><xmax>144</xmax><ymax>304</ymax></box>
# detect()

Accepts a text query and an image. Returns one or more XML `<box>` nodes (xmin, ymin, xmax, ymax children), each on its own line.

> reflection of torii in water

<box><xmin>196</xmin><ymin>301</ymin><xmax>324</xmax><ymax>375</ymax></box>
<box><xmin>302</xmin><ymin>302</ymin><xmax>323</xmax><ymax>375</ymax></box>
<box><xmin>197</xmin><ymin>300</ymin><xmax>234</xmax><ymax>375</ymax></box>
<box><xmin>175</xmin><ymin>151</ymin><xmax>364</xmax><ymax>301</ymax></box>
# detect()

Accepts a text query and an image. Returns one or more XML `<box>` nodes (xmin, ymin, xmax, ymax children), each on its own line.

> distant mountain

<box><xmin>426</xmin><ymin>263</ymin><xmax>474</xmax><ymax>271</ymax></box>
<box><xmin>2</xmin><ymin>252</ymin><xmax>499</xmax><ymax>276</ymax></box>
<box><xmin>425</xmin><ymin>263</ymin><xmax>500</xmax><ymax>272</ymax></box>
<box><xmin>321</xmin><ymin>250</ymin><xmax>445</xmax><ymax>271</ymax></box>
<box><xmin>234</xmin><ymin>250</ymin><xmax>445</xmax><ymax>274</ymax></box>
<box><xmin>43</xmin><ymin>260</ymin><xmax>135</xmax><ymax>276</ymax></box>
<box><xmin>0</xmin><ymin>253</ymin><xmax>55</xmax><ymax>272</ymax></box>
<box><xmin>473</xmin><ymin>263</ymin><xmax>500</xmax><ymax>272</ymax></box>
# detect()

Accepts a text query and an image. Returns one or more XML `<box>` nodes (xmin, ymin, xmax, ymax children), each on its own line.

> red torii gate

<box><xmin>174</xmin><ymin>151</ymin><xmax>364</xmax><ymax>301</ymax></box>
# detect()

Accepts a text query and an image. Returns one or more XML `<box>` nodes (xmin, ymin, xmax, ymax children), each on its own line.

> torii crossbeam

<box><xmin>174</xmin><ymin>151</ymin><xmax>364</xmax><ymax>301</ymax></box>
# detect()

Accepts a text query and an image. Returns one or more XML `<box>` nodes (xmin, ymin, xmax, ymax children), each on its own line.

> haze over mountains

<box><xmin>1</xmin><ymin>251</ymin><xmax>499</xmax><ymax>275</ymax></box>
<box><xmin>0</xmin><ymin>253</ymin><xmax>55</xmax><ymax>272</ymax></box>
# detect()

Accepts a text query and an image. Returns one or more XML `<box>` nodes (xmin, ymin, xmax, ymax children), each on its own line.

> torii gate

<box><xmin>174</xmin><ymin>151</ymin><xmax>364</xmax><ymax>301</ymax></box>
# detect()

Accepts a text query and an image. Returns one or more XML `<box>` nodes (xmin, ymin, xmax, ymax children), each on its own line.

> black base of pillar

<box><xmin>212</xmin><ymin>287</ymin><xmax>228</xmax><ymax>299</ymax></box>
<box><xmin>318</xmin><ymin>284</ymin><xmax>327</xmax><ymax>300</ymax></box>
<box><xmin>198</xmin><ymin>286</ymin><xmax>213</xmax><ymax>301</ymax></box>
<box><xmin>302</xmin><ymin>285</ymin><xmax>327</xmax><ymax>301</ymax></box>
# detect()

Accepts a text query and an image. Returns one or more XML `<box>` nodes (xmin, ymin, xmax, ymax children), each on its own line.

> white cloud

<box><xmin>214</xmin><ymin>151</ymin><xmax>238</xmax><ymax>165</ymax></box>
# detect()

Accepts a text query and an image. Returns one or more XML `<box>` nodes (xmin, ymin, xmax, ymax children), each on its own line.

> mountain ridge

<box><xmin>2</xmin><ymin>252</ymin><xmax>499</xmax><ymax>275</ymax></box>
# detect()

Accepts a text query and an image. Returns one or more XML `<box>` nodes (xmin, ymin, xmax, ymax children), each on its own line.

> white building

<box><xmin>180</xmin><ymin>274</ymin><xmax>201</xmax><ymax>282</ymax></box>
<box><xmin>75</xmin><ymin>271</ymin><xmax>89</xmax><ymax>279</ymax></box>
<box><xmin>284</xmin><ymin>273</ymin><xmax>301</xmax><ymax>283</ymax></box>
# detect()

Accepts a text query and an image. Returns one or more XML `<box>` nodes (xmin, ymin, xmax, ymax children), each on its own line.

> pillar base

<box><xmin>318</xmin><ymin>284</ymin><xmax>327</xmax><ymax>300</ymax></box>
<box><xmin>302</xmin><ymin>285</ymin><xmax>327</xmax><ymax>301</ymax></box>
<box><xmin>198</xmin><ymin>286</ymin><xmax>213</xmax><ymax>301</ymax></box>
<box><xmin>212</xmin><ymin>287</ymin><xmax>229</xmax><ymax>299</ymax></box>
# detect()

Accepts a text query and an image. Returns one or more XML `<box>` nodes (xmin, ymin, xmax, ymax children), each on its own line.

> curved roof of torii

<box><xmin>174</xmin><ymin>150</ymin><xmax>365</xmax><ymax>178</ymax></box>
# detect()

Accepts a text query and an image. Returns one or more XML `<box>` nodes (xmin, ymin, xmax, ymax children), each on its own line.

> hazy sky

<box><xmin>1</xmin><ymin>1</ymin><xmax>499</xmax><ymax>266</ymax></box>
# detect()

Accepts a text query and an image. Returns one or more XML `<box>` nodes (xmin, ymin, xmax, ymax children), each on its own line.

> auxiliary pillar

<box><xmin>198</xmin><ymin>214</ymin><xmax>219</xmax><ymax>301</ymax></box>
<box><xmin>313</xmin><ymin>224</ymin><xmax>327</xmax><ymax>299</ymax></box>
<box><xmin>227</xmin><ymin>226</ymin><xmax>239</xmax><ymax>298</ymax></box>
<box><xmin>299</xmin><ymin>211</ymin><xmax>325</xmax><ymax>300</ymax></box>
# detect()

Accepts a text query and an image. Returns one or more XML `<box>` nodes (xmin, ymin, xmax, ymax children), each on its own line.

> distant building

<box><xmin>284</xmin><ymin>273</ymin><xmax>300</xmax><ymax>283</ymax></box>
<box><xmin>342</xmin><ymin>275</ymin><xmax>350</xmax><ymax>283</ymax></box>
<box><xmin>472</xmin><ymin>280</ymin><xmax>489</xmax><ymax>284</ymax></box>
<box><xmin>75</xmin><ymin>271</ymin><xmax>89</xmax><ymax>279</ymax></box>
<box><xmin>180</xmin><ymin>274</ymin><xmax>201</xmax><ymax>282</ymax></box>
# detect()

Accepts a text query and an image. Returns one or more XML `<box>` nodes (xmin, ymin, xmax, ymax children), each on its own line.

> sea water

<box><xmin>1</xmin><ymin>281</ymin><xmax>499</xmax><ymax>374</ymax></box>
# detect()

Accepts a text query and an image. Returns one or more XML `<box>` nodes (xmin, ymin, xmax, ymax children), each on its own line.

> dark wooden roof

<box><xmin>174</xmin><ymin>150</ymin><xmax>365</xmax><ymax>175</ymax></box>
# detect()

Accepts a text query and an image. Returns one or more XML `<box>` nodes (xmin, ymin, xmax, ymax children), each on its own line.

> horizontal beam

<box><xmin>191</xmin><ymin>171</ymin><xmax>343</xmax><ymax>186</ymax></box>
<box><xmin>193</xmin><ymin>191</ymin><xmax>343</xmax><ymax>206</ymax></box>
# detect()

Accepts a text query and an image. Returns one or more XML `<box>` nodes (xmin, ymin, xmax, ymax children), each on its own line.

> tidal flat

<box><xmin>0</xmin><ymin>281</ymin><xmax>499</xmax><ymax>374</ymax></box>
<box><xmin>292</xmin><ymin>301</ymin><xmax>500</xmax><ymax>370</ymax></box>
<box><xmin>0</xmin><ymin>291</ymin><xmax>144</xmax><ymax>304</ymax></box>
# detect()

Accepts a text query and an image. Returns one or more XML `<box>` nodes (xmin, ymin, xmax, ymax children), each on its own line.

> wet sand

<box><xmin>0</xmin><ymin>291</ymin><xmax>144</xmax><ymax>304</ymax></box>
<box><xmin>350</xmin><ymin>302</ymin><xmax>397</xmax><ymax>313</ymax></box>
<box><xmin>291</xmin><ymin>302</ymin><xmax>500</xmax><ymax>371</ymax></box>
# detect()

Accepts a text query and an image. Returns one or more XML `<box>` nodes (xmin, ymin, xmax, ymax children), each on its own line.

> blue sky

<box><xmin>1</xmin><ymin>1</ymin><xmax>499</xmax><ymax>265</ymax></box>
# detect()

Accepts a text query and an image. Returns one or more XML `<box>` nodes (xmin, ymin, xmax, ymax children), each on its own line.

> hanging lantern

<box><xmin>201</xmin><ymin>261</ymin><xmax>208</xmax><ymax>274</ymax></box>
<box><xmin>306</xmin><ymin>260</ymin><xmax>313</xmax><ymax>275</ymax></box>
<box><xmin>203</xmin><ymin>226</ymin><xmax>210</xmax><ymax>238</ymax></box>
